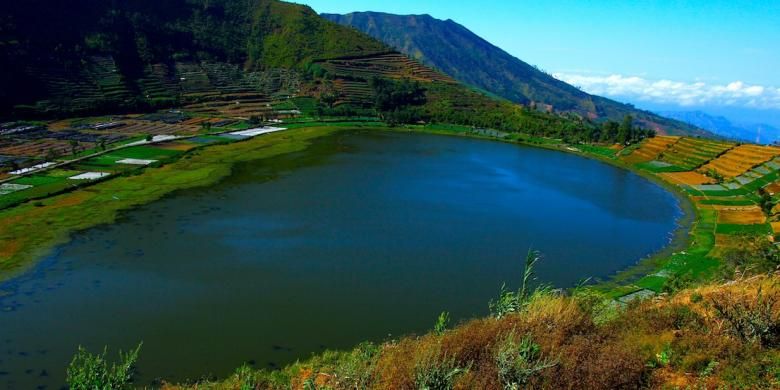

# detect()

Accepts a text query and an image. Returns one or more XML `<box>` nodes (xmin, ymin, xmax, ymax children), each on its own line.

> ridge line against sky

<box><xmin>301</xmin><ymin>0</ymin><xmax>780</xmax><ymax>124</ymax></box>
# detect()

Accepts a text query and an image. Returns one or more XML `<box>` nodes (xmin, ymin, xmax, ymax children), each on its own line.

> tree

<box><xmin>600</xmin><ymin>121</ymin><xmax>619</xmax><ymax>143</ymax></box>
<box><xmin>617</xmin><ymin>115</ymin><xmax>634</xmax><ymax>145</ymax></box>
<box><xmin>69</xmin><ymin>139</ymin><xmax>80</xmax><ymax>156</ymax></box>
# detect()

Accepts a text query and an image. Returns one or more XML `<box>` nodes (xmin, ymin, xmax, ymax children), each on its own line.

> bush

<box><xmin>434</xmin><ymin>311</ymin><xmax>450</xmax><ymax>336</ymax></box>
<box><xmin>66</xmin><ymin>343</ymin><xmax>142</xmax><ymax>390</ymax></box>
<box><xmin>490</xmin><ymin>250</ymin><xmax>541</xmax><ymax>318</ymax></box>
<box><xmin>414</xmin><ymin>353</ymin><xmax>468</xmax><ymax>390</ymax></box>
<box><xmin>495</xmin><ymin>333</ymin><xmax>557</xmax><ymax>389</ymax></box>
<box><xmin>710</xmin><ymin>286</ymin><xmax>780</xmax><ymax>347</ymax></box>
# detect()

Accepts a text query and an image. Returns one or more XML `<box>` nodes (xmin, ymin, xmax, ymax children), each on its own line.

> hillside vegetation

<box><xmin>0</xmin><ymin>0</ymin><xmax>387</xmax><ymax>115</ymax></box>
<box><xmin>322</xmin><ymin>12</ymin><xmax>709</xmax><ymax>137</ymax></box>
<box><xmin>153</xmin><ymin>272</ymin><xmax>779</xmax><ymax>389</ymax></box>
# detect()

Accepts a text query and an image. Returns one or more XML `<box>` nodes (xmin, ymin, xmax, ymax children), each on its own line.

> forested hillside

<box><xmin>0</xmin><ymin>0</ymin><xmax>387</xmax><ymax>116</ymax></box>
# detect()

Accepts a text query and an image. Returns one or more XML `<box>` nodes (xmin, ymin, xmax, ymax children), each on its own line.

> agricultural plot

<box><xmin>622</xmin><ymin>136</ymin><xmax>679</xmax><ymax>163</ymax></box>
<box><xmin>698</xmin><ymin>144</ymin><xmax>780</xmax><ymax>178</ymax></box>
<box><xmin>109</xmin><ymin>145</ymin><xmax>183</xmax><ymax>161</ymax></box>
<box><xmin>656</xmin><ymin>138</ymin><xmax>735</xmax><ymax>170</ymax></box>
<box><xmin>69</xmin><ymin>172</ymin><xmax>111</xmax><ymax>180</ymax></box>
<box><xmin>0</xmin><ymin>139</ymin><xmax>84</xmax><ymax>157</ymax></box>
<box><xmin>659</xmin><ymin>171</ymin><xmax>714</xmax><ymax>185</ymax></box>
<box><xmin>0</xmin><ymin>183</ymin><xmax>32</xmax><ymax>195</ymax></box>
<box><xmin>717</xmin><ymin>207</ymin><xmax>766</xmax><ymax>225</ymax></box>
<box><xmin>0</xmin><ymin>173</ymin><xmax>81</xmax><ymax>209</ymax></box>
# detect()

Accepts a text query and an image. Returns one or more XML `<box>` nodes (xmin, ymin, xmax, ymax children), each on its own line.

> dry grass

<box><xmin>718</xmin><ymin>207</ymin><xmax>767</xmax><ymax>225</ymax></box>
<box><xmin>659</xmin><ymin>171</ymin><xmax>715</xmax><ymax>185</ymax></box>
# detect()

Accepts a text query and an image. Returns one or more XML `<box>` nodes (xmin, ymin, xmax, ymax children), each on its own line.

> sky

<box><xmin>300</xmin><ymin>0</ymin><xmax>780</xmax><ymax>126</ymax></box>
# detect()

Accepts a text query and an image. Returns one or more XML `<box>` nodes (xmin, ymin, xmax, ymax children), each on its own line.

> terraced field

<box><xmin>698</xmin><ymin>144</ymin><xmax>780</xmax><ymax>178</ymax></box>
<box><xmin>622</xmin><ymin>136</ymin><xmax>679</xmax><ymax>163</ymax></box>
<box><xmin>315</xmin><ymin>52</ymin><xmax>456</xmax><ymax>106</ymax></box>
<box><xmin>656</xmin><ymin>138</ymin><xmax>735</xmax><ymax>170</ymax></box>
<box><xmin>622</xmin><ymin>135</ymin><xmax>780</xmax><ymax>292</ymax></box>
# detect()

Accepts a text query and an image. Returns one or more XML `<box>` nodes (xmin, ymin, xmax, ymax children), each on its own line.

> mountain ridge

<box><xmin>322</xmin><ymin>11</ymin><xmax>709</xmax><ymax>137</ymax></box>
<box><xmin>660</xmin><ymin>110</ymin><xmax>780</xmax><ymax>144</ymax></box>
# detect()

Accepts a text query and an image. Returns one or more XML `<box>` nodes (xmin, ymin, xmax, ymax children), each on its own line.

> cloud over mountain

<box><xmin>553</xmin><ymin>73</ymin><xmax>780</xmax><ymax>110</ymax></box>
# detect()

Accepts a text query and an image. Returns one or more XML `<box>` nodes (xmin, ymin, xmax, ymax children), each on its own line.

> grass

<box><xmin>716</xmin><ymin>223</ymin><xmax>772</xmax><ymax>235</ymax></box>
<box><xmin>109</xmin><ymin>146</ymin><xmax>182</xmax><ymax>160</ymax></box>
<box><xmin>577</xmin><ymin>144</ymin><xmax>618</xmax><ymax>159</ymax></box>
<box><xmin>635</xmin><ymin>161</ymin><xmax>686</xmax><ymax>173</ymax></box>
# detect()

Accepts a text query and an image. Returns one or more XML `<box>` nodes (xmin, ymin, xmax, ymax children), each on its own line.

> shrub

<box><xmin>710</xmin><ymin>286</ymin><xmax>780</xmax><ymax>347</ymax></box>
<box><xmin>414</xmin><ymin>354</ymin><xmax>468</xmax><ymax>390</ymax></box>
<box><xmin>66</xmin><ymin>343</ymin><xmax>142</xmax><ymax>390</ymax></box>
<box><xmin>434</xmin><ymin>311</ymin><xmax>450</xmax><ymax>336</ymax></box>
<box><xmin>490</xmin><ymin>250</ymin><xmax>540</xmax><ymax>318</ymax></box>
<box><xmin>495</xmin><ymin>332</ymin><xmax>557</xmax><ymax>389</ymax></box>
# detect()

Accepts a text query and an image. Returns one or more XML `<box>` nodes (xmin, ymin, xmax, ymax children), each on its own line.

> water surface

<box><xmin>0</xmin><ymin>131</ymin><xmax>682</xmax><ymax>388</ymax></box>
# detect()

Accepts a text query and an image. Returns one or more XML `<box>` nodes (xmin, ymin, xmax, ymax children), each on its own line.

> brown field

<box><xmin>0</xmin><ymin>139</ymin><xmax>92</xmax><ymax>157</ymax></box>
<box><xmin>699</xmin><ymin>144</ymin><xmax>780</xmax><ymax>178</ymax></box>
<box><xmin>771</xmin><ymin>221</ymin><xmax>780</xmax><ymax>235</ymax></box>
<box><xmin>713</xmin><ymin>233</ymin><xmax>746</xmax><ymax>251</ymax></box>
<box><xmin>659</xmin><ymin>171</ymin><xmax>714</xmax><ymax>185</ymax></box>
<box><xmin>764</xmin><ymin>181</ymin><xmax>780</xmax><ymax>195</ymax></box>
<box><xmin>623</xmin><ymin>136</ymin><xmax>680</xmax><ymax>163</ymax></box>
<box><xmin>717</xmin><ymin>207</ymin><xmax>766</xmax><ymax>224</ymax></box>
<box><xmin>154</xmin><ymin>142</ymin><xmax>198</xmax><ymax>152</ymax></box>
<box><xmin>111</xmin><ymin>120</ymin><xmax>200</xmax><ymax>136</ymax></box>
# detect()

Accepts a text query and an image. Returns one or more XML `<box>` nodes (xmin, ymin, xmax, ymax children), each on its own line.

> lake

<box><xmin>0</xmin><ymin>130</ymin><xmax>683</xmax><ymax>388</ymax></box>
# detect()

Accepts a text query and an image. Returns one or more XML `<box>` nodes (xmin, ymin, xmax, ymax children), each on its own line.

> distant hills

<box><xmin>660</xmin><ymin>111</ymin><xmax>780</xmax><ymax>144</ymax></box>
<box><xmin>323</xmin><ymin>11</ymin><xmax>709</xmax><ymax>137</ymax></box>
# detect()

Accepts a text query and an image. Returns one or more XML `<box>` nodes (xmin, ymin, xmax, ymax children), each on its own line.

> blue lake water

<box><xmin>0</xmin><ymin>131</ymin><xmax>682</xmax><ymax>388</ymax></box>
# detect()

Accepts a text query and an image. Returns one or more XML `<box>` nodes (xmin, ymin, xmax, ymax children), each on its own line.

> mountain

<box><xmin>322</xmin><ymin>11</ymin><xmax>708</xmax><ymax>137</ymax></box>
<box><xmin>0</xmin><ymin>0</ymin><xmax>388</xmax><ymax>116</ymax></box>
<box><xmin>0</xmin><ymin>0</ymin><xmax>578</xmax><ymax>141</ymax></box>
<box><xmin>661</xmin><ymin>110</ymin><xmax>780</xmax><ymax>144</ymax></box>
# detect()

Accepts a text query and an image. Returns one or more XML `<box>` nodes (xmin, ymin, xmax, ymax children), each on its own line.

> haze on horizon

<box><xmin>303</xmin><ymin>0</ymin><xmax>780</xmax><ymax>127</ymax></box>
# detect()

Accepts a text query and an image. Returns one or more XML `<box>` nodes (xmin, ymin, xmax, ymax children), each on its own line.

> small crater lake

<box><xmin>0</xmin><ymin>130</ymin><xmax>683</xmax><ymax>388</ymax></box>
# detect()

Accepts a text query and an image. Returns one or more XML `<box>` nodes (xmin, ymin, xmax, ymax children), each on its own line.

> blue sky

<box><xmin>301</xmin><ymin>0</ymin><xmax>780</xmax><ymax>125</ymax></box>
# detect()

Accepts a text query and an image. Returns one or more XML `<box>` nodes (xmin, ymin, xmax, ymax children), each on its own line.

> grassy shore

<box><xmin>0</xmin><ymin>125</ymin><xmax>354</xmax><ymax>281</ymax></box>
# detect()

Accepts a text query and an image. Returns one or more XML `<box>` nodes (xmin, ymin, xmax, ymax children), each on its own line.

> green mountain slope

<box><xmin>0</xmin><ymin>0</ymin><xmax>388</xmax><ymax>116</ymax></box>
<box><xmin>323</xmin><ymin>11</ymin><xmax>708</xmax><ymax>137</ymax></box>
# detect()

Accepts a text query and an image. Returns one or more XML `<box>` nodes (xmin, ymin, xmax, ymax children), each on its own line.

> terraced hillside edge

<box><xmin>1</xmin><ymin>0</ymin><xmax>390</xmax><ymax>117</ymax></box>
<box><xmin>323</xmin><ymin>11</ymin><xmax>711</xmax><ymax>137</ymax></box>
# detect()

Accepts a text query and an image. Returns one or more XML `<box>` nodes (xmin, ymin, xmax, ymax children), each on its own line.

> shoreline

<box><xmin>1</xmin><ymin>121</ymin><xmax>700</xmax><ymax>295</ymax></box>
<box><xmin>387</xmin><ymin>126</ymin><xmax>699</xmax><ymax>294</ymax></box>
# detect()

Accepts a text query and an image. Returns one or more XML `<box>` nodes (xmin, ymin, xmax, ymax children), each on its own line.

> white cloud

<box><xmin>553</xmin><ymin>73</ymin><xmax>780</xmax><ymax>110</ymax></box>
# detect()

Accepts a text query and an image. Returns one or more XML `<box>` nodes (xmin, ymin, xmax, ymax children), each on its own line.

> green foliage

<box><xmin>370</xmin><ymin>77</ymin><xmax>428</xmax><ymax>124</ymax></box>
<box><xmin>705</xmin><ymin>168</ymin><xmax>725</xmax><ymax>184</ymax></box>
<box><xmin>490</xmin><ymin>250</ymin><xmax>540</xmax><ymax>318</ymax></box>
<box><xmin>414</xmin><ymin>354</ymin><xmax>467</xmax><ymax>390</ymax></box>
<box><xmin>662</xmin><ymin>271</ymin><xmax>696</xmax><ymax>294</ymax></box>
<box><xmin>233</xmin><ymin>364</ymin><xmax>258</xmax><ymax>390</ymax></box>
<box><xmin>434</xmin><ymin>311</ymin><xmax>450</xmax><ymax>336</ymax></box>
<box><xmin>720</xmin><ymin>235</ymin><xmax>780</xmax><ymax>277</ymax></box>
<box><xmin>655</xmin><ymin>343</ymin><xmax>673</xmax><ymax>367</ymax></box>
<box><xmin>66</xmin><ymin>343</ymin><xmax>142</xmax><ymax>390</ymax></box>
<box><xmin>496</xmin><ymin>332</ymin><xmax>557</xmax><ymax>389</ymax></box>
